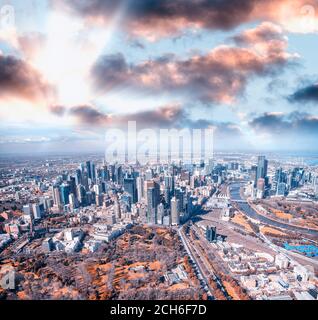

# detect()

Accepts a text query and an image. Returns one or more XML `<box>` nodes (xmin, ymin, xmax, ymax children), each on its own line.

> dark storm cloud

<box><xmin>53</xmin><ymin>103</ymin><xmax>243</xmax><ymax>141</ymax></box>
<box><xmin>91</xmin><ymin>53</ymin><xmax>129</xmax><ymax>91</ymax></box>
<box><xmin>249</xmin><ymin>111</ymin><xmax>318</xmax><ymax>134</ymax></box>
<box><xmin>91</xmin><ymin>23</ymin><xmax>294</xmax><ymax>104</ymax></box>
<box><xmin>64</xmin><ymin>104</ymin><xmax>192</xmax><ymax>128</ymax></box>
<box><xmin>53</xmin><ymin>0</ymin><xmax>313</xmax><ymax>40</ymax></box>
<box><xmin>68</xmin><ymin>105</ymin><xmax>111</xmax><ymax>126</ymax></box>
<box><xmin>0</xmin><ymin>54</ymin><xmax>51</xmax><ymax>102</ymax></box>
<box><xmin>53</xmin><ymin>0</ymin><xmax>257</xmax><ymax>32</ymax></box>
<box><xmin>289</xmin><ymin>83</ymin><xmax>318</xmax><ymax>103</ymax></box>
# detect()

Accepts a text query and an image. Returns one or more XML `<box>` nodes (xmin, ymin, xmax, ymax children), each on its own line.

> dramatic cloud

<box><xmin>54</xmin><ymin>0</ymin><xmax>318</xmax><ymax>40</ymax></box>
<box><xmin>232</xmin><ymin>22</ymin><xmax>285</xmax><ymax>45</ymax></box>
<box><xmin>0</xmin><ymin>54</ymin><xmax>53</xmax><ymax>103</ymax></box>
<box><xmin>92</xmin><ymin>23</ymin><xmax>296</xmax><ymax>104</ymax></box>
<box><xmin>289</xmin><ymin>83</ymin><xmax>318</xmax><ymax>103</ymax></box>
<box><xmin>68</xmin><ymin>105</ymin><xmax>111</xmax><ymax>126</ymax></box>
<box><xmin>58</xmin><ymin>104</ymin><xmax>189</xmax><ymax>128</ymax></box>
<box><xmin>52</xmin><ymin>102</ymin><xmax>243</xmax><ymax>144</ymax></box>
<box><xmin>249</xmin><ymin>111</ymin><xmax>318</xmax><ymax>134</ymax></box>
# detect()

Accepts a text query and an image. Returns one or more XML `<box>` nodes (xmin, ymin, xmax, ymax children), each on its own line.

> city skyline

<box><xmin>0</xmin><ymin>1</ymin><xmax>318</xmax><ymax>153</ymax></box>
<box><xmin>1</xmin><ymin>152</ymin><xmax>318</xmax><ymax>301</ymax></box>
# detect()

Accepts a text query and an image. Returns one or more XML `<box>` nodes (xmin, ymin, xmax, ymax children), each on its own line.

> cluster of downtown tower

<box><xmin>46</xmin><ymin>160</ymin><xmax>217</xmax><ymax>227</ymax></box>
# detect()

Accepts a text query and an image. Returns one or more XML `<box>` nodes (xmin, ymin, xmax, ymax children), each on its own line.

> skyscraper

<box><xmin>164</xmin><ymin>186</ymin><xmax>171</xmax><ymax>207</ymax></box>
<box><xmin>251</xmin><ymin>165</ymin><xmax>258</xmax><ymax>187</ymax></box>
<box><xmin>67</xmin><ymin>176</ymin><xmax>76</xmax><ymax>196</ymax></box>
<box><xmin>115</xmin><ymin>165</ymin><xmax>123</xmax><ymax>185</ymax></box>
<box><xmin>114</xmin><ymin>196</ymin><xmax>121</xmax><ymax>220</ymax></box>
<box><xmin>69</xmin><ymin>193</ymin><xmax>77</xmax><ymax>210</ymax></box>
<box><xmin>52</xmin><ymin>186</ymin><xmax>62</xmax><ymax>209</ymax></box>
<box><xmin>175</xmin><ymin>187</ymin><xmax>185</xmax><ymax>212</ymax></box>
<box><xmin>101</xmin><ymin>165</ymin><xmax>109</xmax><ymax>182</ymax></box>
<box><xmin>276</xmin><ymin>183</ymin><xmax>286</xmax><ymax>196</ymax></box>
<box><xmin>76</xmin><ymin>184</ymin><xmax>86</xmax><ymax>206</ymax></box>
<box><xmin>32</xmin><ymin>203</ymin><xmax>42</xmax><ymax>220</ymax></box>
<box><xmin>91</xmin><ymin>162</ymin><xmax>96</xmax><ymax>182</ymax></box>
<box><xmin>60</xmin><ymin>184</ymin><xmax>71</xmax><ymax>205</ymax></box>
<box><xmin>257</xmin><ymin>156</ymin><xmax>268</xmax><ymax>181</ymax></box>
<box><xmin>157</xmin><ymin>203</ymin><xmax>164</xmax><ymax>224</ymax></box>
<box><xmin>145</xmin><ymin>180</ymin><xmax>160</xmax><ymax>224</ymax></box>
<box><xmin>75</xmin><ymin>169</ymin><xmax>82</xmax><ymax>185</ymax></box>
<box><xmin>86</xmin><ymin>161</ymin><xmax>92</xmax><ymax>179</ymax></box>
<box><xmin>171</xmin><ymin>197</ymin><xmax>180</xmax><ymax>225</ymax></box>
<box><xmin>123</xmin><ymin>178</ymin><xmax>137</xmax><ymax>203</ymax></box>
<box><xmin>136</xmin><ymin>176</ymin><xmax>144</xmax><ymax>202</ymax></box>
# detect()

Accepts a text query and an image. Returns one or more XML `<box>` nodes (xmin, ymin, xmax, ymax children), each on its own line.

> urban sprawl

<box><xmin>0</xmin><ymin>153</ymin><xmax>318</xmax><ymax>300</ymax></box>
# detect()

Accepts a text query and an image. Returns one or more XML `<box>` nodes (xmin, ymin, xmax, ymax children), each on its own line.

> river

<box><xmin>229</xmin><ymin>183</ymin><xmax>318</xmax><ymax>238</ymax></box>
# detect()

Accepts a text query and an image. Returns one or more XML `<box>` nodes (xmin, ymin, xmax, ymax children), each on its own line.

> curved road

<box><xmin>229</xmin><ymin>183</ymin><xmax>318</xmax><ymax>238</ymax></box>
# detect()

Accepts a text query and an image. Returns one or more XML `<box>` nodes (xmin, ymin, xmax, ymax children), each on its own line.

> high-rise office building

<box><xmin>175</xmin><ymin>187</ymin><xmax>184</xmax><ymax>212</ymax></box>
<box><xmin>121</xmin><ymin>193</ymin><xmax>132</xmax><ymax>212</ymax></box>
<box><xmin>164</xmin><ymin>186</ymin><xmax>171</xmax><ymax>207</ymax></box>
<box><xmin>123</xmin><ymin>178</ymin><xmax>137</xmax><ymax>203</ymax></box>
<box><xmin>76</xmin><ymin>184</ymin><xmax>86</xmax><ymax>206</ymax></box>
<box><xmin>157</xmin><ymin>203</ymin><xmax>164</xmax><ymax>224</ymax></box>
<box><xmin>67</xmin><ymin>176</ymin><xmax>76</xmax><ymax>196</ymax></box>
<box><xmin>52</xmin><ymin>186</ymin><xmax>62</xmax><ymax>208</ymax></box>
<box><xmin>136</xmin><ymin>176</ymin><xmax>144</xmax><ymax>202</ymax></box>
<box><xmin>275</xmin><ymin>167</ymin><xmax>283</xmax><ymax>184</ymax></box>
<box><xmin>91</xmin><ymin>162</ymin><xmax>96</xmax><ymax>182</ymax></box>
<box><xmin>69</xmin><ymin>193</ymin><xmax>77</xmax><ymax>210</ymax></box>
<box><xmin>257</xmin><ymin>156</ymin><xmax>268</xmax><ymax>181</ymax></box>
<box><xmin>60</xmin><ymin>184</ymin><xmax>71</xmax><ymax>205</ymax></box>
<box><xmin>276</xmin><ymin>183</ymin><xmax>286</xmax><ymax>196</ymax></box>
<box><xmin>164</xmin><ymin>175</ymin><xmax>174</xmax><ymax>194</ymax></box>
<box><xmin>101</xmin><ymin>165</ymin><xmax>109</xmax><ymax>182</ymax></box>
<box><xmin>114</xmin><ymin>196</ymin><xmax>121</xmax><ymax>220</ymax></box>
<box><xmin>32</xmin><ymin>203</ymin><xmax>42</xmax><ymax>220</ymax></box>
<box><xmin>145</xmin><ymin>180</ymin><xmax>160</xmax><ymax>224</ymax></box>
<box><xmin>75</xmin><ymin>169</ymin><xmax>82</xmax><ymax>185</ymax></box>
<box><xmin>86</xmin><ymin>161</ymin><xmax>92</xmax><ymax>179</ymax></box>
<box><xmin>171</xmin><ymin>197</ymin><xmax>180</xmax><ymax>225</ymax></box>
<box><xmin>115</xmin><ymin>165</ymin><xmax>123</xmax><ymax>185</ymax></box>
<box><xmin>93</xmin><ymin>184</ymin><xmax>102</xmax><ymax>196</ymax></box>
<box><xmin>251</xmin><ymin>165</ymin><xmax>258</xmax><ymax>186</ymax></box>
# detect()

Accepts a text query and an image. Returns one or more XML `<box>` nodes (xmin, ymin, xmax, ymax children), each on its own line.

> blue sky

<box><xmin>0</xmin><ymin>0</ymin><xmax>318</xmax><ymax>153</ymax></box>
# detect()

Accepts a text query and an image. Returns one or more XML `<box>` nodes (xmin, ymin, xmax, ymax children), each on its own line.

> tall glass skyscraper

<box><xmin>257</xmin><ymin>156</ymin><xmax>268</xmax><ymax>181</ymax></box>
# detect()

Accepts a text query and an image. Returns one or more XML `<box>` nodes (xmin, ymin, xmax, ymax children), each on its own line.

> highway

<box><xmin>229</xmin><ymin>183</ymin><xmax>318</xmax><ymax>237</ymax></box>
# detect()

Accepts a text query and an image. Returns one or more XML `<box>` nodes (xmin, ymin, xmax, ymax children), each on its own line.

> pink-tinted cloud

<box><xmin>0</xmin><ymin>54</ymin><xmax>53</xmax><ymax>103</ymax></box>
<box><xmin>53</xmin><ymin>0</ymin><xmax>318</xmax><ymax>40</ymax></box>
<box><xmin>52</xmin><ymin>102</ymin><xmax>243</xmax><ymax>146</ymax></box>
<box><xmin>60</xmin><ymin>104</ymin><xmax>185</xmax><ymax>128</ymax></box>
<box><xmin>92</xmin><ymin>23</ymin><xmax>297</xmax><ymax>104</ymax></box>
